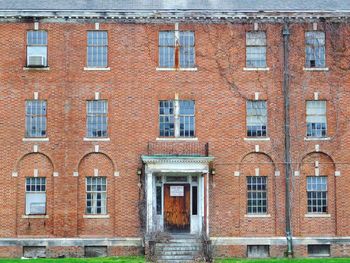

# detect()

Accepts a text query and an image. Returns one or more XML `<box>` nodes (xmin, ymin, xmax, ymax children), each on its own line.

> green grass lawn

<box><xmin>0</xmin><ymin>256</ymin><xmax>145</xmax><ymax>263</ymax></box>
<box><xmin>216</xmin><ymin>259</ymin><xmax>350</xmax><ymax>263</ymax></box>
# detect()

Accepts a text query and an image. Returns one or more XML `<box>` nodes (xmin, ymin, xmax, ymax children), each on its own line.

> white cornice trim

<box><xmin>141</xmin><ymin>155</ymin><xmax>214</xmax><ymax>164</ymax></box>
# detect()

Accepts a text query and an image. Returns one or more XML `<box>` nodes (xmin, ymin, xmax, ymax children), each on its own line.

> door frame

<box><xmin>153</xmin><ymin>173</ymin><xmax>203</xmax><ymax>234</ymax></box>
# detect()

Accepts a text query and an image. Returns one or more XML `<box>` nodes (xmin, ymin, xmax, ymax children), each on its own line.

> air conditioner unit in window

<box><xmin>29</xmin><ymin>202</ymin><xmax>46</xmax><ymax>215</ymax></box>
<box><xmin>27</xmin><ymin>55</ymin><xmax>46</xmax><ymax>67</ymax></box>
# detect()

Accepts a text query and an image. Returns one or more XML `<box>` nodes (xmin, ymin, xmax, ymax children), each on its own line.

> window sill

<box><xmin>83</xmin><ymin>137</ymin><xmax>110</xmax><ymax>142</ymax></box>
<box><xmin>22</xmin><ymin>215</ymin><xmax>49</xmax><ymax>219</ymax></box>
<box><xmin>156</xmin><ymin>67</ymin><xmax>198</xmax><ymax>71</ymax></box>
<box><xmin>304</xmin><ymin>137</ymin><xmax>330</xmax><ymax>141</ymax></box>
<box><xmin>23</xmin><ymin>138</ymin><xmax>49</xmax><ymax>142</ymax></box>
<box><xmin>83</xmin><ymin>214</ymin><xmax>110</xmax><ymax>219</ymax></box>
<box><xmin>244</xmin><ymin>137</ymin><xmax>270</xmax><ymax>141</ymax></box>
<box><xmin>23</xmin><ymin>67</ymin><xmax>50</xmax><ymax>71</ymax></box>
<box><xmin>243</xmin><ymin>67</ymin><xmax>270</xmax><ymax>71</ymax></box>
<box><xmin>305</xmin><ymin>214</ymin><xmax>331</xmax><ymax>218</ymax></box>
<box><xmin>245</xmin><ymin>214</ymin><xmax>271</xmax><ymax>218</ymax></box>
<box><xmin>303</xmin><ymin>67</ymin><xmax>329</xmax><ymax>71</ymax></box>
<box><xmin>83</xmin><ymin>67</ymin><xmax>111</xmax><ymax>71</ymax></box>
<box><xmin>156</xmin><ymin>137</ymin><xmax>198</xmax><ymax>141</ymax></box>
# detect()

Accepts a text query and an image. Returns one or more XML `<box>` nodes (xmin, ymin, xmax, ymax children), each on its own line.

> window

<box><xmin>25</xmin><ymin>177</ymin><xmax>46</xmax><ymax>215</ymax></box>
<box><xmin>27</xmin><ymin>31</ymin><xmax>48</xmax><ymax>67</ymax></box>
<box><xmin>86</xmin><ymin>100</ymin><xmax>108</xmax><ymax>138</ymax></box>
<box><xmin>247</xmin><ymin>176</ymin><xmax>267</xmax><ymax>214</ymax></box>
<box><xmin>306</xmin><ymin>101</ymin><xmax>327</xmax><ymax>137</ymax></box>
<box><xmin>308</xmin><ymin>245</ymin><xmax>330</xmax><ymax>257</ymax></box>
<box><xmin>25</xmin><ymin>100</ymin><xmax>47</xmax><ymax>138</ymax></box>
<box><xmin>246</xmin><ymin>100</ymin><xmax>267</xmax><ymax>137</ymax></box>
<box><xmin>247</xmin><ymin>245</ymin><xmax>270</xmax><ymax>258</ymax></box>
<box><xmin>156</xmin><ymin>176</ymin><xmax>162</xmax><ymax>215</ymax></box>
<box><xmin>307</xmin><ymin>176</ymin><xmax>327</xmax><ymax>213</ymax></box>
<box><xmin>87</xmin><ymin>31</ymin><xmax>108</xmax><ymax>68</ymax></box>
<box><xmin>246</xmin><ymin>32</ymin><xmax>267</xmax><ymax>68</ymax></box>
<box><xmin>305</xmin><ymin>31</ymin><xmax>325</xmax><ymax>68</ymax></box>
<box><xmin>159</xmin><ymin>100</ymin><xmax>195</xmax><ymax>137</ymax></box>
<box><xmin>159</xmin><ymin>31</ymin><xmax>195</xmax><ymax>68</ymax></box>
<box><xmin>86</xmin><ymin>177</ymin><xmax>107</xmax><ymax>214</ymax></box>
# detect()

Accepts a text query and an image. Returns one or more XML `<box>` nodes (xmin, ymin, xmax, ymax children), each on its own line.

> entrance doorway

<box><xmin>164</xmin><ymin>184</ymin><xmax>190</xmax><ymax>233</ymax></box>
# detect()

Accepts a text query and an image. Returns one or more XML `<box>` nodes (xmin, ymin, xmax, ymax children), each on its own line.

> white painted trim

<box><xmin>243</xmin><ymin>67</ymin><xmax>270</xmax><ymax>71</ymax></box>
<box><xmin>156</xmin><ymin>67</ymin><xmax>198</xmax><ymax>71</ymax></box>
<box><xmin>83</xmin><ymin>137</ymin><xmax>110</xmax><ymax>142</ymax></box>
<box><xmin>156</xmin><ymin>137</ymin><xmax>198</xmax><ymax>141</ymax></box>
<box><xmin>23</xmin><ymin>67</ymin><xmax>50</xmax><ymax>71</ymax></box>
<box><xmin>244</xmin><ymin>137</ymin><xmax>270</xmax><ymax>141</ymax></box>
<box><xmin>305</xmin><ymin>214</ymin><xmax>331</xmax><ymax>218</ymax></box>
<box><xmin>245</xmin><ymin>214</ymin><xmax>271</xmax><ymax>218</ymax></box>
<box><xmin>83</xmin><ymin>214</ymin><xmax>110</xmax><ymax>219</ymax></box>
<box><xmin>303</xmin><ymin>67</ymin><xmax>329</xmax><ymax>71</ymax></box>
<box><xmin>83</xmin><ymin>67</ymin><xmax>111</xmax><ymax>71</ymax></box>
<box><xmin>22</xmin><ymin>215</ymin><xmax>49</xmax><ymax>219</ymax></box>
<box><xmin>304</xmin><ymin>137</ymin><xmax>331</xmax><ymax>141</ymax></box>
<box><xmin>23</xmin><ymin>138</ymin><xmax>49</xmax><ymax>142</ymax></box>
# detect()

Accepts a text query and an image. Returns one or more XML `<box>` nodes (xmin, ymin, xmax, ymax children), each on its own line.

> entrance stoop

<box><xmin>155</xmin><ymin>234</ymin><xmax>203</xmax><ymax>263</ymax></box>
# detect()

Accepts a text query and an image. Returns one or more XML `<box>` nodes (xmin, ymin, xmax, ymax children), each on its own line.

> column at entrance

<box><xmin>146</xmin><ymin>171</ymin><xmax>153</xmax><ymax>233</ymax></box>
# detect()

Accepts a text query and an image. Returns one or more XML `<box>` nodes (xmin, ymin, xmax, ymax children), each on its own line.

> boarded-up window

<box><xmin>308</xmin><ymin>245</ymin><xmax>330</xmax><ymax>257</ymax></box>
<box><xmin>247</xmin><ymin>245</ymin><xmax>269</xmax><ymax>258</ymax></box>
<box><xmin>84</xmin><ymin>246</ymin><xmax>108</xmax><ymax>257</ymax></box>
<box><xmin>23</xmin><ymin>246</ymin><xmax>46</xmax><ymax>258</ymax></box>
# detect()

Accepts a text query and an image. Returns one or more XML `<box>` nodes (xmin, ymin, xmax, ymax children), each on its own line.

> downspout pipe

<box><xmin>282</xmin><ymin>22</ymin><xmax>293</xmax><ymax>257</ymax></box>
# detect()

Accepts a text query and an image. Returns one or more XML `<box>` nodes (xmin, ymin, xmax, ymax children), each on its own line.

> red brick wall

<box><xmin>0</xmin><ymin>18</ymin><xmax>350</xmax><ymax>257</ymax></box>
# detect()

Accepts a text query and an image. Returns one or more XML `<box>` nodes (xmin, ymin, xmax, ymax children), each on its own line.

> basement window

<box><xmin>308</xmin><ymin>244</ymin><xmax>330</xmax><ymax>257</ymax></box>
<box><xmin>247</xmin><ymin>245</ymin><xmax>269</xmax><ymax>258</ymax></box>
<box><xmin>84</xmin><ymin>246</ymin><xmax>108</xmax><ymax>257</ymax></box>
<box><xmin>23</xmin><ymin>246</ymin><xmax>46</xmax><ymax>258</ymax></box>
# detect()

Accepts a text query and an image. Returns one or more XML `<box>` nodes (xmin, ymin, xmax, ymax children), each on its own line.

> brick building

<box><xmin>1</xmin><ymin>0</ymin><xmax>350</xmax><ymax>259</ymax></box>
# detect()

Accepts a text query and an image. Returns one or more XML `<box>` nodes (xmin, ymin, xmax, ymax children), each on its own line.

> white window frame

<box><xmin>158</xmin><ymin>31</ymin><xmax>195</xmax><ymax>69</ymax></box>
<box><xmin>307</xmin><ymin>176</ymin><xmax>328</xmax><ymax>214</ymax></box>
<box><xmin>85</xmin><ymin>177</ymin><xmax>107</xmax><ymax>215</ymax></box>
<box><xmin>26</xmin><ymin>30</ymin><xmax>48</xmax><ymax>67</ymax></box>
<box><xmin>86</xmin><ymin>31</ymin><xmax>108</xmax><ymax>68</ymax></box>
<box><xmin>86</xmin><ymin>100</ymin><xmax>108</xmax><ymax>138</ymax></box>
<box><xmin>159</xmin><ymin>99</ymin><xmax>195</xmax><ymax>138</ymax></box>
<box><xmin>25</xmin><ymin>100</ymin><xmax>47</xmax><ymax>138</ymax></box>
<box><xmin>306</xmin><ymin>100</ymin><xmax>327</xmax><ymax>138</ymax></box>
<box><xmin>246</xmin><ymin>31</ymin><xmax>267</xmax><ymax>68</ymax></box>
<box><xmin>25</xmin><ymin>177</ymin><xmax>46</xmax><ymax>215</ymax></box>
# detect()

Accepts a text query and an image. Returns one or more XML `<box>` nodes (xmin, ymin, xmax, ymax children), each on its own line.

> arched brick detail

<box><xmin>294</xmin><ymin>152</ymin><xmax>336</xmax><ymax>237</ymax></box>
<box><xmin>238</xmin><ymin>152</ymin><xmax>278</xmax><ymax>236</ymax></box>
<box><xmin>16</xmin><ymin>153</ymin><xmax>54</xmax><ymax>237</ymax></box>
<box><xmin>77</xmin><ymin>152</ymin><xmax>115</xmax><ymax>236</ymax></box>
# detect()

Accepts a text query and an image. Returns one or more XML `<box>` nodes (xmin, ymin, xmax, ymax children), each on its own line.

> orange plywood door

<box><xmin>164</xmin><ymin>184</ymin><xmax>190</xmax><ymax>232</ymax></box>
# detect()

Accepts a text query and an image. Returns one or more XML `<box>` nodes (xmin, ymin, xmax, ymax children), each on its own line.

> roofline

<box><xmin>1</xmin><ymin>10</ymin><xmax>350</xmax><ymax>20</ymax></box>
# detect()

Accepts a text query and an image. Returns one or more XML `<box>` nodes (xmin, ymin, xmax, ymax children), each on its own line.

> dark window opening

<box><xmin>156</xmin><ymin>185</ymin><xmax>162</xmax><ymax>215</ymax></box>
<box><xmin>192</xmin><ymin>186</ymin><xmax>198</xmax><ymax>215</ymax></box>
<box><xmin>308</xmin><ymin>245</ymin><xmax>330</xmax><ymax>257</ymax></box>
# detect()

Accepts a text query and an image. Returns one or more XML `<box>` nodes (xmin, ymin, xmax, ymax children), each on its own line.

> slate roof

<box><xmin>0</xmin><ymin>0</ymin><xmax>349</xmax><ymax>12</ymax></box>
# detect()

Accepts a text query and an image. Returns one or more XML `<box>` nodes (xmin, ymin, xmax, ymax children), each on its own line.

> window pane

<box><xmin>307</xmin><ymin>176</ymin><xmax>328</xmax><ymax>213</ymax></box>
<box><xmin>159</xmin><ymin>31</ymin><xmax>175</xmax><ymax>67</ymax></box>
<box><xmin>86</xmin><ymin>177</ymin><xmax>107</xmax><ymax>215</ymax></box>
<box><xmin>86</xmin><ymin>100</ymin><xmax>108</xmax><ymax>138</ymax></box>
<box><xmin>247</xmin><ymin>176</ymin><xmax>267</xmax><ymax>214</ymax></box>
<box><xmin>247</xmin><ymin>101</ymin><xmax>267</xmax><ymax>137</ymax></box>
<box><xmin>246</xmin><ymin>32</ymin><xmax>266</xmax><ymax>68</ymax></box>
<box><xmin>306</xmin><ymin>101</ymin><xmax>327</xmax><ymax>137</ymax></box>
<box><xmin>87</xmin><ymin>31</ymin><xmax>108</xmax><ymax>67</ymax></box>
<box><xmin>179</xmin><ymin>31</ymin><xmax>195</xmax><ymax>68</ymax></box>
<box><xmin>305</xmin><ymin>32</ymin><xmax>325</xmax><ymax>68</ymax></box>
<box><xmin>25</xmin><ymin>100</ymin><xmax>47</xmax><ymax>137</ymax></box>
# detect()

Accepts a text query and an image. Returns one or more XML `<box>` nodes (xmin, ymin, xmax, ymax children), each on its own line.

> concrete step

<box><xmin>156</xmin><ymin>250</ymin><xmax>200</xmax><ymax>256</ymax></box>
<box><xmin>157</xmin><ymin>260</ymin><xmax>198</xmax><ymax>263</ymax></box>
<box><xmin>155</xmin><ymin>246</ymin><xmax>202</xmax><ymax>253</ymax></box>
<box><xmin>157</xmin><ymin>255</ymin><xmax>197</xmax><ymax>260</ymax></box>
